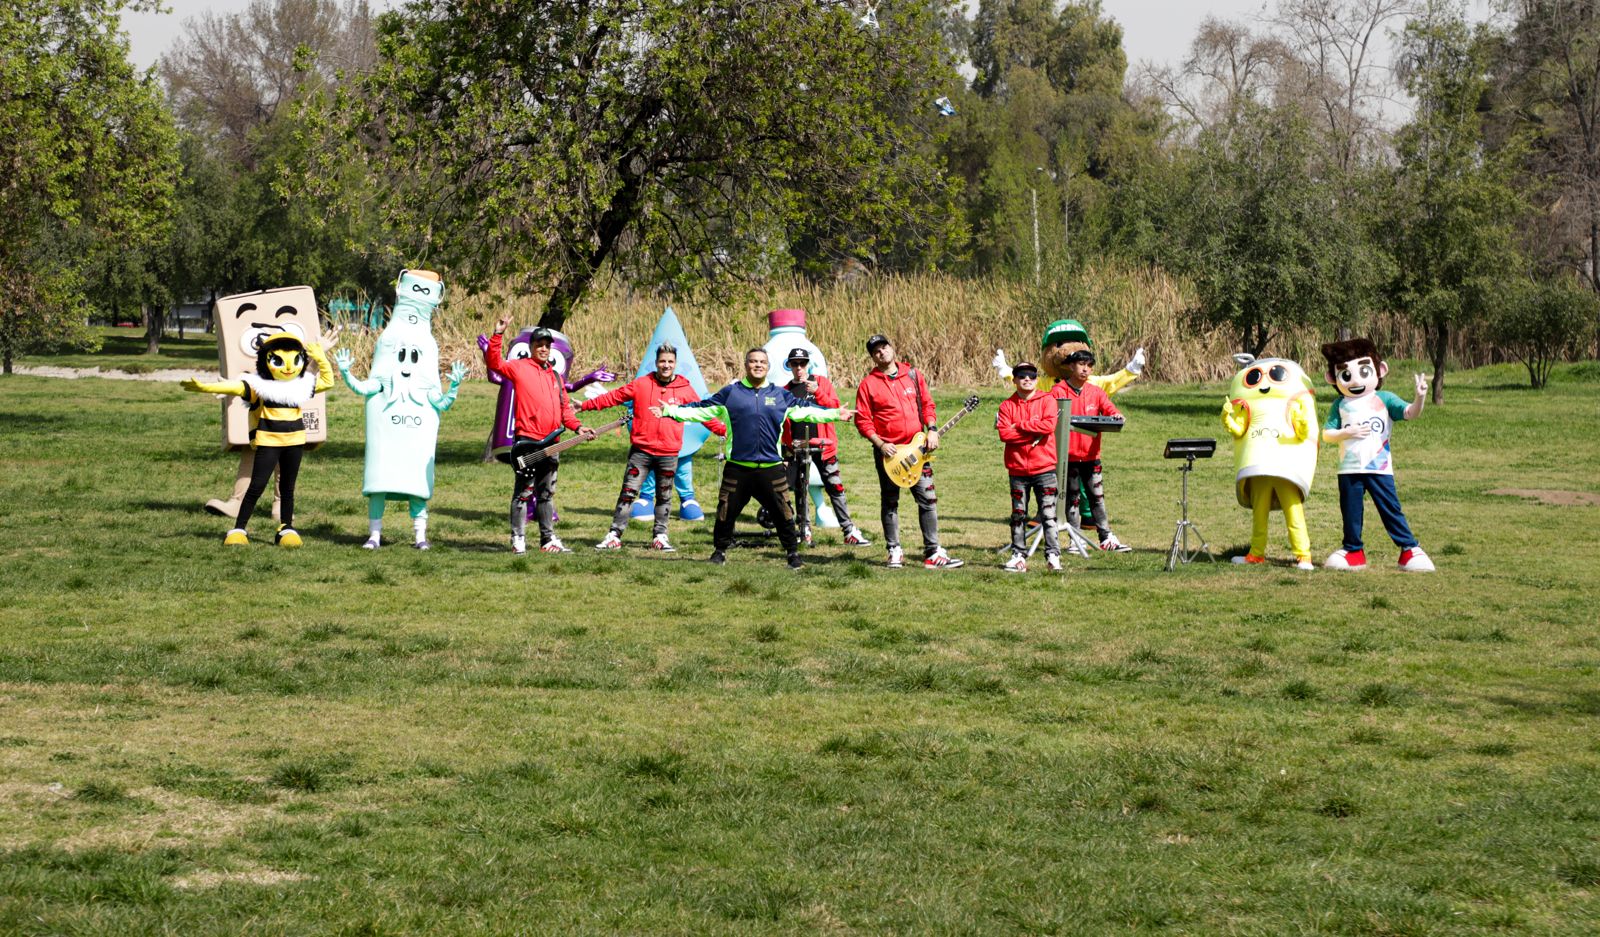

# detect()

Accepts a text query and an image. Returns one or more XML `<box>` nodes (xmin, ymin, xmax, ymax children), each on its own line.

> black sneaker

<box><xmin>787</xmin><ymin>553</ymin><xmax>804</xmax><ymax>570</ymax></box>
<box><xmin>708</xmin><ymin>551</ymin><xmax>727</xmax><ymax>565</ymax></box>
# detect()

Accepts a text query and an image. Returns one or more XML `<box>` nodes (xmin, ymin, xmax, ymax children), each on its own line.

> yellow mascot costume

<box><xmin>1221</xmin><ymin>353</ymin><xmax>1318</xmax><ymax>569</ymax></box>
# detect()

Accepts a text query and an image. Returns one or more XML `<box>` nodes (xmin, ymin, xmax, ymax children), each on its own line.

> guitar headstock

<box><xmin>962</xmin><ymin>395</ymin><xmax>980</xmax><ymax>413</ymax></box>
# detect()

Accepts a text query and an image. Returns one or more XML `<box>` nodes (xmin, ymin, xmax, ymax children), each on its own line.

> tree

<box><xmin>302</xmin><ymin>0</ymin><xmax>965</xmax><ymax>329</ymax></box>
<box><xmin>1166</xmin><ymin>103</ymin><xmax>1383</xmax><ymax>356</ymax></box>
<box><xmin>1490</xmin><ymin>0</ymin><xmax>1600</xmax><ymax>355</ymax></box>
<box><xmin>1490</xmin><ymin>274</ymin><xmax>1597</xmax><ymax>386</ymax></box>
<box><xmin>0</xmin><ymin>0</ymin><xmax>178</xmax><ymax>374</ymax></box>
<box><xmin>1382</xmin><ymin>6</ymin><xmax>1525</xmax><ymax>403</ymax></box>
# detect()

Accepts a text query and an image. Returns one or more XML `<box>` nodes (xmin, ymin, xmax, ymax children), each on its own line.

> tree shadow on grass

<box><xmin>0</xmin><ymin>412</ymin><xmax>69</xmax><ymax>432</ymax></box>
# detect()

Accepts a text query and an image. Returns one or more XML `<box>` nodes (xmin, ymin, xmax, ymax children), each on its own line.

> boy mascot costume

<box><xmin>334</xmin><ymin>269</ymin><xmax>469</xmax><ymax>550</ymax></box>
<box><xmin>1318</xmin><ymin>338</ymin><xmax>1434</xmax><ymax>572</ymax></box>
<box><xmin>182</xmin><ymin>332</ymin><xmax>335</xmax><ymax>546</ymax></box>
<box><xmin>1221</xmin><ymin>353</ymin><xmax>1319</xmax><ymax>569</ymax></box>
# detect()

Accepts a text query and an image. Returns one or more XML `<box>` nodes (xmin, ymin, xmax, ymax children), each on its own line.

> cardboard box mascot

<box><xmin>1221</xmin><ymin>353</ymin><xmax>1319</xmax><ymax>569</ymax></box>
<box><xmin>333</xmin><ymin>270</ymin><xmax>468</xmax><ymax>550</ymax></box>
<box><xmin>203</xmin><ymin>286</ymin><xmax>329</xmax><ymax>520</ymax></box>
<box><xmin>1318</xmin><ymin>338</ymin><xmax>1434</xmax><ymax>572</ymax></box>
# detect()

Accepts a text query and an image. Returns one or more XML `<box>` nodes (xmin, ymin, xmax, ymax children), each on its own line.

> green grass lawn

<box><xmin>2</xmin><ymin>363</ymin><xmax>1598</xmax><ymax>935</ymax></box>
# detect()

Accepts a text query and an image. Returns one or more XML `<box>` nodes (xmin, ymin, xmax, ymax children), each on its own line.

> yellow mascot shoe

<box><xmin>223</xmin><ymin>528</ymin><xmax>248</xmax><ymax>547</ymax></box>
<box><xmin>275</xmin><ymin>525</ymin><xmax>303</xmax><ymax>548</ymax></box>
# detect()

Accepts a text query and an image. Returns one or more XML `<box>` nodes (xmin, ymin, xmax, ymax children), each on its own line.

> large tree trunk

<box><xmin>1428</xmin><ymin>316</ymin><xmax>1448</xmax><ymax>405</ymax></box>
<box><xmin>143</xmin><ymin>302</ymin><xmax>161</xmax><ymax>355</ymax></box>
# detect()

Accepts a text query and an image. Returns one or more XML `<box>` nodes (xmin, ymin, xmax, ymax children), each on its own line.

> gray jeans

<box><xmin>510</xmin><ymin>436</ymin><xmax>560</xmax><ymax>544</ymax></box>
<box><xmin>873</xmin><ymin>448</ymin><xmax>939</xmax><ymax>555</ymax></box>
<box><xmin>1009</xmin><ymin>471</ymin><xmax>1059</xmax><ymax>557</ymax></box>
<box><xmin>610</xmin><ymin>448</ymin><xmax>678</xmax><ymax>537</ymax></box>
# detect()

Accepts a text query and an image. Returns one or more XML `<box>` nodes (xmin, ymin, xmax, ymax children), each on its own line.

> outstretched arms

<box><xmin>181</xmin><ymin>377</ymin><xmax>247</xmax><ymax>397</ymax></box>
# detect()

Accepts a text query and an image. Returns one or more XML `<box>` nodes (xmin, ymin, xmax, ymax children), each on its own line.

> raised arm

<box><xmin>334</xmin><ymin>349</ymin><xmax>381</xmax><ymax>397</ymax></box>
<box><xmin>1221</xmin><ymin>397</ymin><xmax>1248</xmax><ymax>439</ymax></box>
<box><xmin>429</xmin><ymin>362</ymin><xmax>469</xmax><ymax>412</ymax></box>
<box><xmin>306</xmin><ymin>342</ymin><xmax>336</xmax><ymax>395</ymax></box>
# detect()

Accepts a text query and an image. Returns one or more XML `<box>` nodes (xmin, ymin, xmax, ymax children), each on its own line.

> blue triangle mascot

<box><xmin>633</xmin><ymin>308</ymin><xmax>716</xmax><ymax>522</ymax></box>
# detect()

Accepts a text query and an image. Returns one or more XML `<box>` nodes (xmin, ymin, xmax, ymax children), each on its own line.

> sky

<box><xmin>123</xmin><ymin>0</ymin><xmax>1499</xmax><ymax>76</ymax></box>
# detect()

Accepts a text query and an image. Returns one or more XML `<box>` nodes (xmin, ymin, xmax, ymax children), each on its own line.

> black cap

<box><xmin>866</xmin><ymin>334</ymin><xmax>890</xmax><ymax>353</ymax></box>
<box><xmin>529</xmin><ymin>327</ymin><xmax>554</xmax><ymax>343</ymax></box>
<box><xmin>1012</xmin><ymin>360</ymin><xmax>1039</xmax><ymax>378</ymax></box>
<box><xmin>785</xmin><ymin>347</ymin><xmax>811</xmax><ymax>366</ymax></box>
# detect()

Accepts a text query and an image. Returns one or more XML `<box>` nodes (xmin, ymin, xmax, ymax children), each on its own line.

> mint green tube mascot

<box><xmin>332</xmin><ymin>269</ymin><xmax>467</xmax><ymax>550</ymax></box>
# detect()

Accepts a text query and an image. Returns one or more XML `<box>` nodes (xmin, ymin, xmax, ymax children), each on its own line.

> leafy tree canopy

<box><xmin>302</xmin><ymin>0</ymin><xmax>967</xmax><ymax>328</ymax></box>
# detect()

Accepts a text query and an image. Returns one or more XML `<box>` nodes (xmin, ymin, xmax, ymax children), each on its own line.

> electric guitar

<box><xmin>513</xmin><ymin>417</ymin><xmax>627</xmax><ymax>471</ymax></box>
<box><xmin>882</xmin><ymin>395</ymin><xmax>981</xmax><ymax>488</ymax></box>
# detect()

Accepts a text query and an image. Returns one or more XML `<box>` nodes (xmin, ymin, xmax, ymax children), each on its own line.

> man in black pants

<box><xmin>653</xmin><ymin>348</ymin><xmax>852</xmax><ymax>569</ymax></box>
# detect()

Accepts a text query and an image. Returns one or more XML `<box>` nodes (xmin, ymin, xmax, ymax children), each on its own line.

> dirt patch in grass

<box><xmin>171</xmin><ymin>866</ymin><xmax>312</xmax><ymax>890</ymax></box>
<box><xmin>1488</xmin><ymin>488</ymin><xmax>1600</xmax><ymax>507</ymax></box>
<box><xmin>0</xmin><ymin>784</ymin><xmax>282</xmax><ymax>852</ymax></box>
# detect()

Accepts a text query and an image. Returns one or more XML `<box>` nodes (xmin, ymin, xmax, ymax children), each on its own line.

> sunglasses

<box><xmin>1014</xmin><ymin>370</ymin><xmax>1039</xmax><ymax>380</ymax></box>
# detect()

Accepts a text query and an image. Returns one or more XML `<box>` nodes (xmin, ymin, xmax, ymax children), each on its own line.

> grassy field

<box><xmin>2</xmin><ymin>362</ymin><xmax>1598</xmax><ymax>935</ymax></box>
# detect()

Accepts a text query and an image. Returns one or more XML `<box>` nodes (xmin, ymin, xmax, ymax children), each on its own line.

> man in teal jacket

<box><xmin>654</xmin><ymin>348</ymin><xmax>851</xmax><ymax>569</ymax></box>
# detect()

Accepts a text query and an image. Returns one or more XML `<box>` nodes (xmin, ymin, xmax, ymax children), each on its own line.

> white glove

<box><xmin>580</xmin><ymin>382</ymin><xmax>610</xmax><ymax>400</ymax></box>
<box><xmin>333</xmin><ymin>348</ymin><xmax>354</xmax><ymax>372</ymax></box>
<box><xmin>1127</xmin><ymin>347</ymin><xmax>1146</xmax><ymax>376</ymax></box>
<box><xmin>992</xmin><ymin>348</ymin><xmax>1012</xmax><ymax>380</ymax></box>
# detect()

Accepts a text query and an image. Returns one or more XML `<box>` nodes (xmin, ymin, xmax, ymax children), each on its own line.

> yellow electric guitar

<box><xmin>882</xmin><ymin>395</ymin><xmax>981</xmax><ymax>488</ymax></box>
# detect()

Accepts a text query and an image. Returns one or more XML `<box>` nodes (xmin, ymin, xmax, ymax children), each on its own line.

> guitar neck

<box><xmin>935</xmin><ymin>403</ymin><xmax>978</xmax><ymax>436</ymax></box>
<box><xmin>538</xmin><ymin>417</ymin><xmax>627</xmax><ymax>457</ymax></box>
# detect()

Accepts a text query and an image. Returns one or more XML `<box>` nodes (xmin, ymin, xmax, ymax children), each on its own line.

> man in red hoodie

<box><xmin>581</xmin><ymin>342</ymin><xmax>725</xmax><ymax>552</ymax></box>
<box><xmin>995</xmin><ymin>361</ymin><xmax>1061</xmax><ymax>573</ymax></box>
<box><xmin>484</xmin><ymin>315</ymin><xmax>596</xmax><ymax>554</ymax></box>
<box><xmin>1049</xmin><ymin>348</ymin><xmax>1128</xmax><ymax>552</ymax></box>
<box><xmin>853</xmin><ymin>334</ymin><xmax>962</xmax><ymax>569</ymax></box>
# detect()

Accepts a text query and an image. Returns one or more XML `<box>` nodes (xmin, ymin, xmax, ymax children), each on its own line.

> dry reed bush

<box><xmin>326</xmin><ymin>261</ymin><xmax>1498</xmax><ymax>390</ymax></box>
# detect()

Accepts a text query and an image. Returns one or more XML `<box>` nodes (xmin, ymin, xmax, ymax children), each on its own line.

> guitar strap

<box><xmin>911</xmin><ymin>367</ymin><xmax>931</xmax><ymax>433</ymax></box>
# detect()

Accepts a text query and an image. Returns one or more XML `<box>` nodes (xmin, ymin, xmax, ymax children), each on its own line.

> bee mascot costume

<box><xmin>333</xmin><ymin>269</ymin><xmax>468</xmax><ymax>550</ymax></box>
<box><xmin>182</xmin><ymin>333</ymin><xmax>335</xmax><ymax>546</ymax></box>
<box><xmin>1221</xmin><ymin>353</ymin><xmax>1319</xmax><ymax>569</ymax></box>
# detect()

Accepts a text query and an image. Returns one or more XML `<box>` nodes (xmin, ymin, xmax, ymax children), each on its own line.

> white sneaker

<box><xmin>510</xmin><ymin>535</ymin><xmax>527</xmax><ymax>555</ymax></box>
<box><xmin>1046</xmin><ymin>553</ymin><xmax>1062</xmax><ymax>572</ymax></box>
<box><xmin>924</xmin><ymin>547</ymin><xmax>964</xmax><ymax>569</ymax></box>
<box><xmin>595</xmin><ymin>531</ymin><xmax>623</xmax><ymax>551</ymax></box>
<box><xmin>843</xmin><ymin>528</ymin><xmax>872</xmax><ymax>546</ymax></box>
<box><xmin>1098</xmin><ymin>534</ymin><xmax>1132</xmax><ymax>553</ymax></box>
<box><xmin>802</xmin><ymin>526</ymin><xmax>814</xmax><ymax>547</ymax></box>
<box><xmin>1003</xmin><ymin>553</ymin><xmax>1028</xmax><ymax>573</ymax></box>
<box><xmin>649</xmin><ymin>535</ymin><xmax>676</xmax><ymax>553</ymax></box>
<box><xmin>362</xmin><ymin>536</ymin><xmax>380</xmax><ymax>550</ymax></box>
<box><xmin>1296</xmin><ymin>559</ymin><xmax>1315</xmax><ymax>570</ymax></box>
<box><xmin>886</xmin><ymin>546</ymin><xmax>905</xmax><ymax>569</ymax></box>
<box><xmin>1398</xmin><ymin>547</ymin><xmax>1435</xmax><ymax>572</ymax></box>
<box><xmin>541</xmin><ymin>538</ymin><xmax>571</xmax><ymax>554</ymax></box>
<box><xmin>1324</xmin><ymin>548</ymin><xmax>1367</xmax><ymax>570</ymax></box>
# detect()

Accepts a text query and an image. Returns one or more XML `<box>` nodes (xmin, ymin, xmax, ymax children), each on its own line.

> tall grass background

<box><xmin>329</xmin><ymin>260</ymin><xmax>1508</xmax><ymax>389</ymax></box>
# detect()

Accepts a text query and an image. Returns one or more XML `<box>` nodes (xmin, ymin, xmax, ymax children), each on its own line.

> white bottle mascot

<box><xmin>333</xmin><ymin>269</ymin><xmax>468</xmax><ymax>550</ymax></box>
